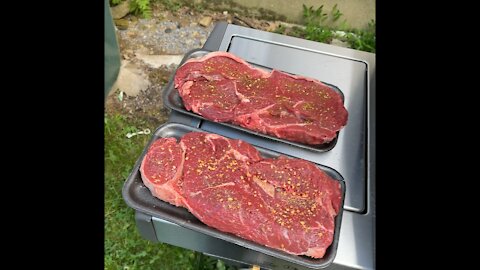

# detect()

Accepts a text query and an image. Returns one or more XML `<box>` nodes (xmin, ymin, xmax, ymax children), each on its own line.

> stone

<box><xmin>330</xmin><ymin>38</ymin><xmax>351</xmax><ymax>48</ymax></box>
<box><xmin>264</xmin><ymin>22</ymin><xmax>278</xmax><ymax>32</ymax></box>
<box><xmin>165</xmin><ymin>28</ymin><xmax>172</xmax><ymax>33</ymax></box>
<box><xmin>199</xmin><ymin>16</ymin><xmax>212</xmax><ymax>27</ymax></box>
<box><xmin>114</xmin><ymin>19</ymin><xmax>129</xmax><ymax>30</ymax></box>
<box><xmin>179</xmin><ymin>20</ymin><xmax>190</xmax><ymax>28</ymax></box>
<box><xmin>110</xmin><ymin>0</ymin><xmax>130</xmax><ymax>19</ymax></box>
<box><xmin>111</xmin><ymin>61</ymin><xmax>150</xmax><ymax>97</ymax></box>
<box><xmin>135</xmin><ymin>54</ymin><xmax>184</xmax><ymax>68</ymax></box>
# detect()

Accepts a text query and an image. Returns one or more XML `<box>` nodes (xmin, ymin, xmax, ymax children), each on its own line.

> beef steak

<box><xmin>139</xmin><ymin>138</ymin><xmax>185</xmax><ymax>207</ymax></box>
<box><xmin>174</xmin><ymin>52</ymin><xmax>348</xmax><ymax>145</ymax></box>
<box><xmin>140</xmin><ymin>132</ymin><xmax>343</xmax><ymax>258</ymax></box>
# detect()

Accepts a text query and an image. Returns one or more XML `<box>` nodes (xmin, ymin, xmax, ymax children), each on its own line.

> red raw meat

<box><xmin>140</xmin><ymin>132</ymin><xmax>343</xmax><ymax>258</ymax></box>
<box><xmin>174</xmin><ymin>52</ymin><xmax>348</xmax><ymax>145</ymax></box>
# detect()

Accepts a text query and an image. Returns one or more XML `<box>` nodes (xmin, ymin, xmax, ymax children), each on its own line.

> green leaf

<box><xmin>216</xmin><ymin>260</ymin><xmax>226</xmax><ymax>270</ymax></box>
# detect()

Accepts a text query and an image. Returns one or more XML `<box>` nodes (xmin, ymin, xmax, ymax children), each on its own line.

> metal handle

<box><xmin>126</xmin><ymin>128</ymin><xmax>151</xmax><ymax>138</ymax></box>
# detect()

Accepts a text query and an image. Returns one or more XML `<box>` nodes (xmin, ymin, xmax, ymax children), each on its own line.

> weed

<box><xmin>274</xmin><ymin>4</ymin><xmax>375</xmax><ymax>53</ymax></box>
<box><xmin>304</xmin><ymin>24</ymin><xmax>333</xmax><ymax>43</ymax></box>
<box><xmin>131</xmin><ymin>0</ymin><xmax>152</xmax><ymax>18</ymax></box>
<box><xmin>342</xmin><ymin>20</ymin><xmax>376</xmax><ymax>53</ymax></box>
<box><xmin>301</xmin><ymin>4</ymin><xmax>339</xmax><ymax>43</ymax></box>
<box><xmin>109</xmin><ymin>0</ymin><xmax>155</xmax><ymax>18</ymax></box>
<box><xmin>274</xmin><ymin>24</ymin><xmax>286</xmax><ymax>34</ymax></box>
<box><xmin>110</xmin><ymin>0</ymin><xmax>124</xmax><ymax>5</ymax></box>
<box><xmin>303</xmin><ymin>4</ymin><xmax>329</xmax><ymax>25</ymax></box>
<box><xmin>330</xmin><ymin>4</ymin><xmax>343</xmax><ymax>22</ymax></box>
<box><xmin>159</xmin><ymin>0</ymin><xmax>183</xmax><ymax>12</ymax></box>
<box><xmin>191</xmin><ymin>1</ymin><xmax>207</xmax><ymax>13</ymax></box>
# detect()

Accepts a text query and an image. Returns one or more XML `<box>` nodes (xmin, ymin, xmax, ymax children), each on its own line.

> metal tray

<box><xmin>122</xmin><ymin>122</ymin><xmax>346</xmax><ymax>269</ymax></box>
<box><xmin>162</xmin><ymin>49</ymin><xmax>346</xmax><ymax>153</ymax></box>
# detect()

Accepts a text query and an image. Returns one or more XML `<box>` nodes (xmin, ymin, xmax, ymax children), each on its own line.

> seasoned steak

<box><xmin>174</xmin><ymin>52</ymin><xmax>348</xmax><ymax>145</ymax></box>
<box><xmin>140</xmin><ymin>132</ymin><xmax>343</xmax><ymax>258</ymax></box>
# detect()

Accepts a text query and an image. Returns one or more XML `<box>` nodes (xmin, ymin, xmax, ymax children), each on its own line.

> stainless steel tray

<box><xmin>122</xmin><ymin>122</ymin><xmax>346</xmax><ymax>269</ymax></box>
<box><xmin>162</xmin><ymin>49</ymin><xmax>346</xmax><ymax>153</ymax></box>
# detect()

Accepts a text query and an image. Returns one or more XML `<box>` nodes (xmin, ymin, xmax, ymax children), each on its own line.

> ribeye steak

<box><xmin>174</xmin><ymin>52</ymin><xmax>348</xmax><ymax>145</ymax></box>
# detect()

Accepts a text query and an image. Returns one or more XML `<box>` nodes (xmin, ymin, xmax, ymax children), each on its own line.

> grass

<box><xmin>105</xmin><ymin>113</ymin><xmax>235</xmax><ymax>269</ymax></box>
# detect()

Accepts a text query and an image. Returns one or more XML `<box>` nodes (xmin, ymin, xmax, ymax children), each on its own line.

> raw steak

<box><xmin>174</xmin><ymin>52</ymin><xmax>348</xmax><ymax>145</ymax></box>
<box><xmin>139</xmin><ymin>138</ymin><xmax>185</xmax><ymax>207</ymax></box>
<box><xmin>140</xmin><ymin>132</ymin><xmax>343</xmax><ymax>258</ymax></box>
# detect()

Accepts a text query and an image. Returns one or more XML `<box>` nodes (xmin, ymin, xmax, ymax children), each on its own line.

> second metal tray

<box><xmin>122</xmin><ymin>122</ymin><xmax>346</xmax><ymax>269</ymax></box>
<box><xmin>162</xmin><ymin>49</ymin><xmax>346</xmax><ymax>153</ymax></box>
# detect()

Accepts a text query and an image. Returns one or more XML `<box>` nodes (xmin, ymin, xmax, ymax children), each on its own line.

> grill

<box><xmin>122</xmin><ymin>22</ymin><xmax>375</xmax><ymax>270</ymax></box>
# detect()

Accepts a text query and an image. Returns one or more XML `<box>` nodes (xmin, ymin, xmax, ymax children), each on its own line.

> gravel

<box><xmin>117</xmin><ymin>19</ymin><xmax>214</xmax><ymax>55</ymax></box>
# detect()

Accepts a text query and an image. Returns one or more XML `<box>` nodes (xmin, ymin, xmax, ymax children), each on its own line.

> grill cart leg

<box><xmin>134</xmin><ymin>211</ymin><xmax>158</xmax><ymax>242</ymax></box>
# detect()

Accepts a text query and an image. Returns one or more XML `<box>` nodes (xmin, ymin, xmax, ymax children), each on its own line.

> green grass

<box><xmin>105</xmin><ymin>113</ymin><xmax>236</xmax><ymax>269</ymax></box>
<box><xmin>105</xmin><ymin>113</ymin><xmax>193</xmax><ymax>269</ymax></box>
